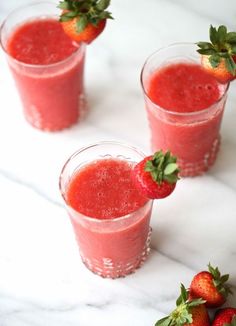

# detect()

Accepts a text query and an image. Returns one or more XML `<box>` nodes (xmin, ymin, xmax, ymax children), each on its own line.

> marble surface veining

<box><xmin>0</xmin><ymin>0</ymin><xmax>236</xmax><ymax>325</ymax></box>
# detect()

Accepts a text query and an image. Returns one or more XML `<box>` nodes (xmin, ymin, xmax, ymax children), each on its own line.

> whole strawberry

<box><xmin>197</xmin><ymin>25</ymin><xmax>236</xmax><ymax>83</ymax></box>
<box><xmin>58</xmin><ymin>0</ymin><xmax>113</xmax><ymax>44</ymax></box>
<box><xmin>132</xmin><ymin>150</ymin><xmax>179</xmax><ymax>199</ymax></box>
<box><xmin>212</xmin><ymin>308</ymin><xmax>236</xmax><ymax>326</ymax></box>
<box><xmin>155</xmin><ymin>284</ymin><xmax>210</xmax><ymax>326</ymax></box>
<box><xmin>190</xmin><ymin>263</ymin><xmax>232</xmax><ymax>308</ymax></box>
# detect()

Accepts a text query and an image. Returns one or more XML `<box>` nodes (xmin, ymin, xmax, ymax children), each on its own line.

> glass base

<box><xmin>80</xmin><ymin>227</ymin><xmax>152</xmax><ymax>279</ymax></box>
<box><xmin>178</xmin><ymin>136</ymin><xmax>220</xmax><ymax>177</ymax></box>
<box><xmin>24</xmin><ymin>93</ymin><xmax>88</xmax><ymax>132</ymax></box>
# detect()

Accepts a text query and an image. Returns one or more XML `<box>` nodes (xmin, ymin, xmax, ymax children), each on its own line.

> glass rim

<box><xmin>0</xmin><ymin>0</ymin><xmax>86</xmax><ymax>69</ymax></box>
<box><xmin>140</xmin><ymin>42</ymin><xmax>230</xmax><ymax>117</ymax></box>
<box><xmin>59</xmin><ymin>140</ymin><xmax>153</xmax><ymax>224</ymax></box>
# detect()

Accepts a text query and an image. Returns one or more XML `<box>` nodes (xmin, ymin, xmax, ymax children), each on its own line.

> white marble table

<box><xmin>0</xmin><ymin>0</ymin><xmax>236</xmax><ymax>325</ymax></box>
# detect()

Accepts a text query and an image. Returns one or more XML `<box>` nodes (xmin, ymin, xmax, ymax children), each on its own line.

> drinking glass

<box><xmin>59</xmin><ymin>141</ymin><xmax>153</xmax><ymax>278</ymax></box>
<box><xmin>0</xmin><ymin>2</ymin><xmax>87</xmax><ymax>131</ymax></box>
<box><xmin>141</xmin><ymin>43</ymin><xmax>229</xmax><ymax>176</ymax></box>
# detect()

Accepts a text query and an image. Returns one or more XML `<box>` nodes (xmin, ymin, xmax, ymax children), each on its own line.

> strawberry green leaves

<box><xmin>155</xmin><ymin>316</ymin><xmax>172</xmax><ymax>326</ymax></box>
<box><xmin>176</xmin><ymin>283</ymin><xmax>189</xmax><ymax>306</ymax></box>
<box><xmin>76</xmin><ymin>16</ymin><xmax>88</xmax><ymax>33</ymax></box>
<box><xmin>96</xmin><ymin>0</ymin><xmax>111</xmax><ymax>11</ymax></box>
<box><xmin>176</xmin><ymin>284</ymin><xmax>206</xmax><ymax>309</ymax></box>
<box><xmin>145</xmin><ymin>150</ymin><xmax>179</xmax><ymax>185</ymax></box>
<box><xmin>208</xmin><ymin>263</ymin><xmax>233</xmax><ymax>299</ymax></box>
<box><xmin>155</xmin><ymin>284</ymin><xmax>206</xmax><ymax>326</ymax></box>
<box><xmin>132</xmin><ymin>150</ymin><xmax>179</xmax><ymax>199</ymax></box>
<box><xmin>225</xmin><ymin>57</ymin><xmax>236</xmax><ymax>76</ymax></box>
<box><xmin>197</xmin><ymin>25</ymin><xmax>236</xmax><ymax>75</ymax></box>
<box><xmin>58</xmin><ymin>0</ymin><xmax>113</xmax><ymax>32</ymax></box>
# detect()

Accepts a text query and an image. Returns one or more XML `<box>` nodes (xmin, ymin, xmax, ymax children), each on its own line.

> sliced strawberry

<box><xmin>132</xmin><ymin>150</ymin><xmax>179</xmax><ymax>199</ymax></box>
<box><xmin>190</xmin><ymin>263</ymin><xmax>233</xmax><ymax>308</ymax></box>
<box><xmin>197</xmin><ymin>25</ymin><xmax>236</xmax><ymax>83</ymax></box>
<box><xmin>58</xmin><ymin>0</ymin><xmax>113</xmax><ymax>44</ymax></box>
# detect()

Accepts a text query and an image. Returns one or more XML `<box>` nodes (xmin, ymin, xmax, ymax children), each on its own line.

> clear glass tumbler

<box><xmin>0</xmin><ymin>2</ymin><xmax>87</xmax><ymax>131</ymax></box>
<box><xmin>59</xmin><ymin>141</ymin><xmax>153</xmax><ymax>278</ymax></box>
<box><xmin>141</xmin><ymin>43</ymin><xmax>229</xmax><ymax>177</ymax></box>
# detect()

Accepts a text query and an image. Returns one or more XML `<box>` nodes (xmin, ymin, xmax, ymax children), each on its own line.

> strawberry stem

<box><xmin>58</xmin><ymin>0</ymin><xmax>113</xmax><ymax>32</ymax></box>
<box><xmin>197</xmin><ymin>24</ymin><xmax>236</xmax><ymax>75</ymax></box>
<box><xmin>145</xmin><ymin>150</ymin><xmax>179</xmax><ymax>185</ymax></box>
<box><xmin>208</xmin><ymin>262</ymin><xmax>233</xmax><ymax>298</ymax></box>
<box><xmin>155</xmin><ymin>284</ymin><xmax>206</xmax><ymax>326</ymax></box>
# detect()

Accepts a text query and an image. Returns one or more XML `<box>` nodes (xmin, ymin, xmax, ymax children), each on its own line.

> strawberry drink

<box><xmin>141</xmin><ymin>43</ymin><xmax>229</xmax><ymax>176</ymax></box>
<box><xmin>0</xmin><ymin>2</ymin><xmax>86</xmax><ymax>131</ymax></box>
<box><xmin>59</xmin><ymin>142</ymin><xmax>153</xmax><ymax>278</ymax></box>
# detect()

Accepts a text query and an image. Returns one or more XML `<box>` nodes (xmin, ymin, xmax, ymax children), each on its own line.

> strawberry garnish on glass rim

<box><xmin>58</xmin><ymin>0</ymin><xmax>113</xmax><ymax>44</ymax></box>
<box><xmin>197</xmin><ymin>25</ymin><xmax>236</xmax><ymax>83</ymax></box>
<box><xmin>132</xmin><ymin>150</ymin><xmax>179</xmax><ymax>199</ymax></box>
<box><xmin>155</xmin><ymin>284</ymin><xmax>210</xmax><ymax>326</ymax></box>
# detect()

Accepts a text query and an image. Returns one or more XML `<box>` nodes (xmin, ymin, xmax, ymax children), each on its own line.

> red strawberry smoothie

<box><xmin>5</xmin><ymin>18</ymin><xmax>86</xmax><ymax>131</ymax></box>
<box><xmin>142</xmin><ymin>59</ymin><xmax>228</xmax><ymax>176</ymax></box>
<box><xmin>65</xmin><ymin>158</ymin><xmax>152</xmax><ymax>278</ymax></box>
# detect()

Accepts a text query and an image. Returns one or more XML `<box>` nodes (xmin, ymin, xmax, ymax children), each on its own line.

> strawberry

<box><xmin>190</xmin><ymin>263</ymin><xmax>232</xmax><ymax>308</ymax></box>
<box><xmin>58</xmin><ymin>0</ymin><xmax>113</xmax><ymax>44</ymax></box>
<box><xmin>212</xmin><ymin>308</ymin><xmax>236</xmax><ymax>326</ymax></box>
<box><xmin>197</xmin><ymin>25</ymin><xmax>236</xmax><ymax>83</ymax></box>
<box><xmin>155</xmin><ymin>284</ymin><xmax>210</xmax><ymax>326</ymax></box>
<box><xmin>132</xmin><ymin>150</ymin><xmax>179</xmax><ymax>199</ymax></box>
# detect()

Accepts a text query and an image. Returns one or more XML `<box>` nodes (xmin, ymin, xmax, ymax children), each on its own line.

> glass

<box><xmin>141</xmin><ymin>43</ymin><xmax>229</xmax><ymax>177</ymax></box>
<box><xmin>0</xmin><ymin>2</ymin><xmax>87</xmax><ymax>131</ymax></box>
<box><xmin>59</xmin><ymin>141</ymin><xmax>153</xmax><ymax>278</ymax></box>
